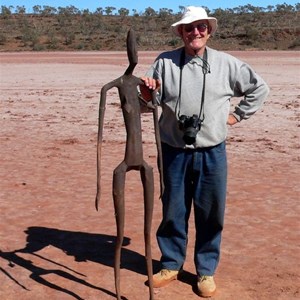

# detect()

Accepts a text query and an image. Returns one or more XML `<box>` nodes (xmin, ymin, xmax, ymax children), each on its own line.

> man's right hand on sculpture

<box><xmin>140</xmin><ymin>77</ymin><xmax>161</xmax><ymax>101</ymax></box>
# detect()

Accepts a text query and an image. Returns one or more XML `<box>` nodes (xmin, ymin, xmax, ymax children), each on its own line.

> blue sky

<box><xmin>0</xmin><ymin>0</ymin><xmax>298</xmax><ymax>13</ymax></box>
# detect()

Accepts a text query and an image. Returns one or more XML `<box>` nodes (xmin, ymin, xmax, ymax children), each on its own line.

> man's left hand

<box><xmin>227</xmin><ymin>114</ymin><xmax>239</xmax><ymax>125</ymax></box>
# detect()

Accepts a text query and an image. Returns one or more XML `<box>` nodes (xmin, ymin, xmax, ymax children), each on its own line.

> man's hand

<box><xmin>227</xmin><ymin>114</ymin><xmax>239</xmax><ymax>125</ymax></box>
<box><xmin>139</xmin><ymin>77</ymin><xmax>161</xmax><ymax>101</ymax></box>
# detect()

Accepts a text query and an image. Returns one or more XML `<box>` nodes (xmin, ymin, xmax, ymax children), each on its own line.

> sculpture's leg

<box><xmin>140</xmin><ymin>162</ymin><xmax>155</xmax><ymax>300</ymax></box>
<box><xmin>112</xmin><ymin>161</ymin><xmax>128</xmax><ymax>300</ymax></box>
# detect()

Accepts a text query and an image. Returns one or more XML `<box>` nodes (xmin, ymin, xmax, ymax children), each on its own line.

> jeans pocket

<box><xmin>214</xmin><ymin>141</ymin><xmax>226</xmax><ymax>153</ymax></box>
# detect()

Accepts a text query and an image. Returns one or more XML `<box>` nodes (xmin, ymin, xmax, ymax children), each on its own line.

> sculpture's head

<box><xmin>125</xmin><ymin>29</ymin><xmax>138</xmax><ymax>75</ymax></box>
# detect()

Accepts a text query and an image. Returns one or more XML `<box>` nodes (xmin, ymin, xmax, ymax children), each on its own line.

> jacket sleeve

<box><xmin>232</xmin><ymin>63</ymin><xmax>270</xmax><ymax>121</ymax></box>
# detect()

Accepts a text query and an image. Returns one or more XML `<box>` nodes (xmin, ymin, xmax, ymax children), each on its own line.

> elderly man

<box><xmin>140</xmin><ymin>6</ymin><xmax>269</xmax><ymax>297</ymax></box>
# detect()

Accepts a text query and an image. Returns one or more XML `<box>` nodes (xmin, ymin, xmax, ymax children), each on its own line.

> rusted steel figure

<box><xmin>95</xmin><ymin>29</ymin><xmax>163</xmax><ymax>300</ymax></box>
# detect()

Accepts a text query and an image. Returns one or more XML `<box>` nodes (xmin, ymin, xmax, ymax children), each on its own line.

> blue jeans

<box><xmin>157</xmin><ymin>142</ymin><xmax>227</xmax><ymax>276</ymax></box>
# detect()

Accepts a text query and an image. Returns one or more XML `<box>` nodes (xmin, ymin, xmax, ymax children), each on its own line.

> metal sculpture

<box><xmin>95</xmin><ymin>29</ymin><xmax>163</xmax><ymax>300</ymax></box>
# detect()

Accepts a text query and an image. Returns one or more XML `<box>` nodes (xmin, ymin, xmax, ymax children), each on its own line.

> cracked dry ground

<box><xmin>0</xmin><ymin>51</ymin><xmax>299</xmax><ymax>300</ymax></box>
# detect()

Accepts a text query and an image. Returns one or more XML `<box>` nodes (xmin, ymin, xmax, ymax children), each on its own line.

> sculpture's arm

<box><xmin>151</xmin><ymin>90</ymin><xmax>164</xmax><ymax>198</ymax></box>
<box><xmin>95</xmin><ymin>80</ymin><xmax>119</xmax><ymax>210</ymax></box>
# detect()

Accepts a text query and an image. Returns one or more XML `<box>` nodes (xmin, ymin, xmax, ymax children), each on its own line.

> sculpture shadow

<box><xmin>0</xmin><ymin>226</ymin><xmax>160</xmax><ymax>299</ymax></box>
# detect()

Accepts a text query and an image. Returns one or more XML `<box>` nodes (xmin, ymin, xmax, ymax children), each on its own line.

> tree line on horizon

<box><xmin>1</xmin><ymin>3</ymin><xmax>299</xmax><ymax>16</ymax></box>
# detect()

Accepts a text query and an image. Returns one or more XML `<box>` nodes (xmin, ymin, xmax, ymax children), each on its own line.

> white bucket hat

<box><xmin>171</xmin><ymin>6</ymin><xmax>217</xmax><ymax>36</ymax></box>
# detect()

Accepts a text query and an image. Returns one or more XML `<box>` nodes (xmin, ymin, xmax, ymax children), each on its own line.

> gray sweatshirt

<box><xmin>146</xmin><ymin>46</ymin><xmax>270</xmax><ymax>148</ymax></box>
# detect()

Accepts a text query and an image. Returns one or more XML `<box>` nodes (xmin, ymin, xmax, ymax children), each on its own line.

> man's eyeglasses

<box><xmin>183</xmin><ymin>23</ymin><xmax>208</xmax><ymax>33</ymax></box>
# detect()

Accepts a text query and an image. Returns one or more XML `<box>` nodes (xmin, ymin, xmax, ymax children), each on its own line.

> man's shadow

<box><xmin>0</xmin><ymin>226</ymin><xmax>161</xmax><ymax>299</ymax></box>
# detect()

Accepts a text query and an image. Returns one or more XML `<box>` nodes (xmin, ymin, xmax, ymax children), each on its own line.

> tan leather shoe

<box><xmin>197</xmin><ymin>275</ymin><xmax>216</xmax><ymax>297</ymax></box>
<box><xmin>152</xmin><ymin>269</ymin><xmax>181</xmax><ymax>288</ymax></box>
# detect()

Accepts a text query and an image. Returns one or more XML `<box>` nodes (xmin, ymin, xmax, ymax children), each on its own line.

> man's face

<box><xmin>179</xmin><ymin>20</ymin><xmax>211</xmax><ymax>55</ymax></box>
